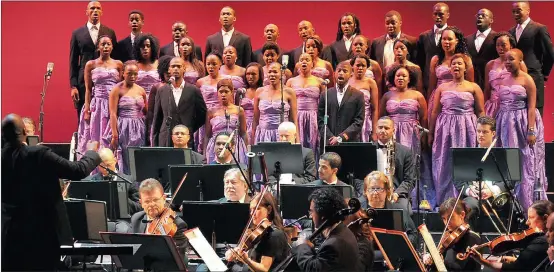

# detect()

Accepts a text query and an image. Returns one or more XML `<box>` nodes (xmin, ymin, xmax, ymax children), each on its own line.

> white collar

<box><xmin>477</xmin><ymin>28</ymin><xmax>492</xmax><ymax>37</ymax></box>
<box><xmin>131</xmin><ymin>32</ymin><xmax>141</xmax><ymax>40</ymax></box>
<box><xmin>518</xmin><ymin>17</ymin><xmax>531</xmax><ymax>29</ymax></box>
<box><xmin>239</xmin><ymin>194</ymin><xmax>246</xmax><ymax>203</ymax></box>
<box><xmin>324</xmin><ymin>177</ymin><xmax>338</xmax><ymax>185</ymax></box>
<box><xmin>378</xmin><ymin>139</ymin><xmax>391</xmax><ymax>146</ymax></box>
<box><xmin>171</xmin><ymin>80</ymin><xmax>185</xmax><ymax>90</ymax></box>
<box><xmin>343</xmin><ymin>33</ymin><xmax>356</xmax><ymax>42</ymax></box>
<box><xmin>434</xmin><ymin>24</ymin><xmax>447</xmax><ymax>33</ymax></box>
<box><xmin>87</xmin><ymin>21</ymin><xmax>100</xmax><ymax>30</ymax></box>
<box><xmin>386</xmin><ymin>32</ymin><xmax>401</xmax><ymax>41</ymax></box>
<box><xmin>222</xmin><ymin>28</ymin><xmax>235</xmax><ymax>36</ymax></box>
<box><xmin>336</xmin><ymin>84</ymin><xmax>349</xmax><ymax>93</ymax></box>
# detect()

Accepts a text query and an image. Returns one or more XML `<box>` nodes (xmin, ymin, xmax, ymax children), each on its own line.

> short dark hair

<box><xmin>386</xmin><ymin>64</ymin><xmax>418</xmax><ymax>89</ymax></box>
<box><xmin>385</xmin><ymin>10</ymin><xmax>402</xmax><ymax>21</ymax></box>
<box><xmin>139</xmin><ymin>178</ymin><xmax>164</xmax><ymax>194</ymax></box>
<box><xmin>95</xmin><ymin>35</ymin><xmax>113</xmax><ymax>49</ymax></box>
<box><xmin>128</xmin><ymin>9</ymin><xmax>144</xmax><ymax>20</ymax></box>
<box><xmin>215</xmin><ymin>131</ymin><xmax>234</xmax><ymax>146</ymax></box>
<box><xmin>349</xmin><ymin>53</ymin><xmax>371</xmax><ymax>68</ymax></box>
<box><xmin>245</xmin><ymin>62</ymin><xmax>264</xmax><ymax>88</ymax></box>
<box><xmin>123</xmin><ymin>60</ymin><xmax>139</xmax><ymax>71</ymax></box>
<box><xmin>439</xmin><ymin>198</ymin><xmax>471</xmax><ymax>221</ymax></box>
<box><xmin>217</xmin><ymin>78</ymin><xmax>234</xmax><ymax>91</ymax></box>
<box><xmin>309</xmin><ymin>188</ymin><xmax>347</xmax><ymax>220</ymax></box>
<box><xmin>262</xmin><ymin>41</ymin><xmax>280</xmax><ymax>55</ymax></box>
<box><xmin>305</xmin><ymin>35</ymin><xmax>324</xmax><ymax>57</ymax></box>
<box><xmin>493</xmin><ymin>31</ymin><xmax>517</xmax><ymax>49</ymax></box>
<box><xmin>320</xmin><ymin>152</ymin><xmax>341</xmax><ymax>170</ymax></box>
<box><xmin>477</xmin><ymin>116</ymin><xmax>496</xmax><ymax>131</ymax></box>
<box><xmin>134</xmin><ymin>33</ymin><xmax>159</xmax><ymax>63</ymax></box>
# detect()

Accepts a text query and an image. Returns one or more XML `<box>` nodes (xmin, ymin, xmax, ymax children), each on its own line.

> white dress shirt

<box><xmin>171</xmin><ymin>80</ymin><xmax>185</xmax><ymax>106</ymax></box>
<box><xmin>336</xmin><ymin>84</ymin><xmax>348</xmax><ymax>105</ymax></box>
<box><xmin>434</xmin><ymin>24</ymin><xmax>448</xmax><ymax>46</ymax></box>
<box><xmin>475</xmin><ymin>28</ymin><xmax>492</xmax><ymax>52</ymax></box>
<box><xmin>130</xmin><ymin>32</ymin><xmax>137</xmax><ymax>46</ymax></box>
<box><xmin>222</xmin><ymin>28</ymin><xmax>235</xmax><ymax>47</ymax></box>
<box><xmin>376</xmin><ymin>140</ymin><xmax>388</xmax><ymax>173</ymax></box>
<box><xmin>323</xmin><ymin>177</ymin><xmax>338</xmax><ymax>185</ymax></box>
<box><xmin>173</xmin><ymin>41</ymin><xmax>180</xmax><ymax>57</ymax></box>
<box><xmin>516</xmin><ymin>17</ymin><xmax>531</xmax><ymax>42</ymax></box>
<box><xmin>87</xmin><ymin>22</ymin><xmax>100</xmax><ymax>45</ymax></box>
<box><xmin>343</xmin><ymin>34</ymin><xmax>357</xmax><ymax>52</ymax></box>
<box><xmin>384</xmin><ymin>32</ymin><xmax>401</xmax><ymax>67</ymax></box>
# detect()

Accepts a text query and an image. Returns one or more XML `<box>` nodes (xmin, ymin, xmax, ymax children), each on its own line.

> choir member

<box><xmin>350</xmin><ymin>35</ymin><xmax>383</xmax><ymax>95</ymax></box>
<box><xmin>210</xmin><ymin>132</ymin><xmax>236</xmax><ymax>165</ymax></box>
<box><xmin>308</xmin><ymin>152</ymin><xmax>349</xmax><ymax>186</ymax></box>
<box><xmin>348</xmin><ymin>54</ymin><xmax>379</xmax><ymax>142</ymax></box>
<box><xmin>254</xmin><ymin>24</ymin><xmax>281</xmax><ymax>64</ymax></box>
<box><xmin>146</xmin><ymin>55</ymin><xmax>172</xmax><ymax>146</ymax></box>
<box><xmin>330</xmin><ymin>12</ymin><xmax>362</xmax><ymax>65</ymax></box>
<box><xmin>496</xmin><ymin>48</ymin><xmax>546</xmax><ymax>209</ymax></box>
<box><xmin>300</xmin><ymin>35</ymin><xmax>334</xmax><ymax>87</ymax></box>
<box><xmin>252</xmin><ymin>62</ymin><xmax>298</xmax><ymax>143</ymax></box>
<box><xmin>172</xmin><ymin>125</ymin><xmax>205</xmax><ymax>164</ymax></box>
<box><xmin>205</xmin><ymin>6</ymin><xmax>253</xmax><ymax>67</ymax></box>
<box><xmin>239</xmin><ymin>63</ymin><xmax>264</xmax><ymax>145</ymax></box>
<box><xmin>70</xmin><ymin>1</ymin><xmax>117</xmax><ymax>120</ymax></box>
<box><xmin>276</xmin><ymin>121</ymin><xmax>317</xmax><ymax>184</ymax></box>
<box><xmin>220</xmin><ymin>45</ymin><xmax>247</xmax><ymax>90</ymax></box>
<box><xmin>108</xmin><ymin>61</ymin><xmax>147</xmax><ymax>174</ymax></box>
<box><xmin>509</xmin><ymin>1</ymin><xmax>554</xmax><ymax>115</ymax></box>
<box><xmin>22</xmin><ymin>117</ymin><xmax>36</xmax><ymax>136</ymax></box>
<box><xmin>134</xmin><ymin>34</ymin><xmax>160</xmax><ymax>103</ymax></box>
<box><xmin>466</xmin><ymin>9</ymin><xmax>498</xmax><ymax>91</ymax></box>
<box><xmin>117</xmin><ymin>10</ymin><xmax>144</xmax><ymax>63</ymax></box>
<box><xmin>179</xmin><ymin>36</ymin><xmax>205</xmax><ymax>85</ymax></box>
<box><xmin>217</xmin><ymin>167</ymin><xmax>251</xmax><ymax>203</ymax></box>
<box><xmin>416</xmin><ymin>2</ymin><xmax>450</xmax><ymax>91</ymax></box>
<box><xmin>484</xmin><ymin>32</ymin><xmax>527</xmax><ymax>117</ymax></box>
<box><xmin>287</xmin><ymin>20</ymin><xmax>333</xmax><ymax>71</ymax></box>
<box><xmin>286</xmin><ymin>53</ymin><xmax>324</xmax><ymax>154</ymax></box>
<box><xmin>262</xmin><ymin>42</ymin><xmax>292</xmax><ymax>85</ymax></box>
<box><xmin>317</xmin><ymin>61</ymin><xmax>364</xmax><ymax>145</ymax></box>
<box><xmin>204</xmin><ymin>79</ymin><xmax>248</xmax><ymax>164</ymax></box>
<box><xmin>370</xmin><ymin>10</ymin><xmax>417</xmax><ymax>72</ymax></box>
<box><xmin>77</xmin><ymin>35</ymin><xmax>122</xmax><ymax>156</ymax></box>
<box><xmin>383</xmin><ymin>39</ymin><xmax>423</xmax><ymax>93</ymax></box>
<box><xmin>160</xmin><ymin>21</ymin><xmax>202</xmax><ymax>58</ymax></box>
<box><xmin>152</xmin><ymin>57</ymin><xmax>207</xmax><ymax>147</ymax></box>
<box><xmin>429</xmin><ymin>54</ymin><xmax>484</xmax><ymax>205</ymax></box>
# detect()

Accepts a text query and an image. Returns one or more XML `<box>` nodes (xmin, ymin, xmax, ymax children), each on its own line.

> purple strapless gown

<box><xmin>194</xmin><ymin>85</ymin><xmax>220</xmax><ymax>153</ymax></box>
<box><xmin>428</xmin><ymin>65</ymin><xmax>453</xmax><ymax>120</ymax></box>
<box><xmin>432</xmin><ymin>90</ymin><xmax>477</xmax><ymax>204</ymax></box>
<box><xmin>496</xmin><ymin>85</ymin><xmax>546</xmax><ymax>210</ymax></box>
<box><xmin>184</xmin><ymin>71</ymin><xmax>200</xmax><ymax>85</ymax></box>
<box><xmin>295</xmin><ymin>86</ymin><xmax>320</xmax><ymax>154</ymax></box>
<box><xmin>241</xmin><ymin>97</ymin><xmax>254</xmax><ymax>145</ymax></box>
<box><xmin>360</xmin><ymin>89</ymin><xmax>373</xmax><ymax>142</ymax></box>
<box><xmin>311</xmin><ymin>67</ymin><xmax>330</xmax><ymax>81</ymax></box>
<box><xmin>364</xmin><ymin>69</ymin><xmax>375</xmax><ymax>80</ymax></box>
<box><xmin>112</xmin><ymin>96</ymin><xmax>146</xmax><ymax>174</ymax></box>
<box><xmin>205</xmin><ymin>114</ymin><xmax>248</xmax><ymax>164</ymax></box>
<box><xmin>254</xmin><ymin>100</ymin><xmax>290</xmax><ymax>143</ymax></box>
<box><xmin>223</xmin><ymin>75</ymin><xmax>246</xmax><ymax>91</ymax></box>
<box><xmin>136</xmin><ymin>70</ymin><xmax>160</xmax><ymax>103</ymax></box>
<box><xmin>77</xmin><ymin>67</ymin><xmax>119</xmax><ymax>158</ymax></box>
<box><xmin>484</xmin><ymin>69</ymin><xmax>508</xmax><ymax>117</ymax></box>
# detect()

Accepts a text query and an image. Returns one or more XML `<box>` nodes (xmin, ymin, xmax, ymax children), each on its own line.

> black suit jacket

<box><xmin>152</xmin><ymin>82</ymin><xmax>207</xmax><ymax>147</ymax></box>
<box><xmin>287</xmin><ymin>44</ymin><xmax>334</xmax><ymax>71</ymax></box>
<box><xmin>1</xmin><ymin>145</ymin><xmax>100</xmax><ymax>270</ymax></box>
<box><xmin>205</xmin><ymin>30</ymin><xmax>252</xmax><ymax>67</ymax></box>
<box><xmin>318</xmin><ymin>86</ymin><xmax>365</xmax><ymax>144</ymax></box>
<box><xmin>293</xmin><ymin>222</ymin><xmax>359</xmax><ymax>271</ymax></box>
<box><xmin>69</xmin><ymin>24</ymin><xmax>117</xmax><ymax>101</ymax></box>
<box><xmin>160</xmin><ymin>41</ymin><xmax>203</xmax><ymax>59</ymax></box>
<box><xmin>330</xmin><ymin>40</ymin><xmax>351</xmax><ymax>67</ymax></box>
<box><xmin>216</xmin><ymin>195</ymin><xmax>252</xmax><ymax>203</ymax></box>
<box><xmin>85</xmin><ymin>172</ymin><xmax>142</xmax><ymax>215</ymax></box>
<box><xmin>416</xmin><ymin>29</ymin><xmax>441</xmax><ymax>91</ymax></box>
<box><xmin>309</xmin><ymin>179</ymin><xmax>349</xmax><ymax>187</ymax></box>
<box><xmin>370</xmin><ymin>33</ymin><xmax>417</xmax><ymax>70</ymax></box>
<box><xmin>385</xmin><ymin>142</ymin><xmax>416</xmax><ymax>198</ymax></box>
<box><xmin>466</xmin><ymin>30</ymin><xmax>498</xmax><ymax>90</ymax></box>
<box><xmin>130</xmin><ymin>211</ymin><xmax>189</xmax><ymax>258</ymax></box>
<box><xmin>501</xmin><ymin>235</ymin><xmax>548</xmax><ymax>271</ymax></box>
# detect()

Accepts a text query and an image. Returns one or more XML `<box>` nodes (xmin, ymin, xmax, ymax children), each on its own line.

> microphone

<box><xmin>237</xmin><ymin>88</ymin><xmax>246</xmax><ymax>96</ymax></box>
<box><xmin>281</xmin><ymin>55</ymin><xmax>289</xmax><ymax>68</ymax></box>
<box><xmin>322</xmin><ymin>79</ymin><xmax>330</xmax><ymax>85</ymax></box>
<box><xmin>534</xmin><ymin>178</ymin><xmax>543</xmax><ymax>201</ymax></box>
<box><xmin>218</xmin><ymin>130</ymin><xmax>236</xmax><ymax>157</ymax></box>
<box><xmin>46</xmin><ymin>62</ymin><xmax>54</xmax><ymax>80</ymax></box>
<box><xmin>415</xmin><ymin>124</ymin><xmax>429</xmax><ymax>134</ymax></box>
<box><xmin>481</xmin><ymin>137</ymin><xmax>498</xmax><ymax>162</ymax></box>
<box><xmin>225</xmin><ymin>109</ymin><xmax>230</xmax><ymax>121</ymax></box>
<box><xmin>169</xmin><ymin>76</ymin><xmax>176</xmax><ymax>85</ymax></box>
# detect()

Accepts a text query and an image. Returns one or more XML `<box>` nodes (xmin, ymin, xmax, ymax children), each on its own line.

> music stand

<box><xmin>181</xmin><ymin>201</ymin><xmax>250</xmax><ymax>245</ymax></box>
<box><xmin>26</xmin><ymin>135</ymin><xmax>40</xmax><ymax>146</ymax></box>
<box><xmin>279</xmin><ymin>184</ymin><xmax>353</xmax><ymax>219</ymax></box>
<box><xmin>65</xmin><ymin>199</ymin><xmax>107</xmax><ymax>241</ymax></box>
<box><xmin>371</xmin><ymin>209</ymin><xmax>404</xmax><ymax>231</ymax></box>
<box><xmin>169</xmin><ymin>164</ymin><xmax>234</xmax><ymax>204</ymax></box>
<box><xmin>68</xmin><ymin>181</ymin><xmax>130</xmax><ymax>220</ymax></box>
<box><xmin>452</xmin><ymin>148</ymin><xmax>522</xmax><ymax>183</ymax></box>
<box><xmin>251</xmin><ymin>142</ymin><xmax>304</xmax><ymax>175</ymax></box>
<box><xmin>128</xmin><ymin>147</ymin><xmax>192</xmax><ymax>187</ymax></box>
<box><xmin>100</xmin><ymin>232</ymin><xmax>186</xmax><ymax>271</ymax></box>
<box><xmin>42</xmin><ymin>143</ymin><xmax>70</xmax><ymax>160</ymax></box>
<box><xmin>371</xmin><ymin>228</ymin><xmax>425</xmax><ymax>271</ymax></box>
<box><xmin>326</xmin><ymin>143</ymin><xmax>378</xmax><ymax>184</ymax></box>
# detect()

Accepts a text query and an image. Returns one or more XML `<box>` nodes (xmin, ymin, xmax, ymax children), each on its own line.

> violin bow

<box><xmin>438</xmin><ymin>185</ymin><xmax>465</xmax><ymax>247</ymax></box>
<box><xmin>169</xmin><ymin>173</ymin><xmax>188</xmax><ymax>206</ymax></box>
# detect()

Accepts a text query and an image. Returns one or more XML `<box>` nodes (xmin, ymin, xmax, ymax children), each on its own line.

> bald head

<box><xmin>264</xmin><ymin>24</ymin><xmax>280</xmax><ymax>42</ymax></box>
<box><xmin>2</xmin><ymin>114</ymin><xmax>26</xmax><ymax>145</ymax></box>
<box><xmin>86</xmin><ymin>1</ymin><xmax>103</xmax><ymax>24</ymax></box>
<box><xmin>278</xmin><ymin>122</ymin><xmax>297</xmax><ymax>144</ymax></box>
<box><xmin>298</xmin><ymin>20</ymin><xmax>315</xmax><ymax>41</ymax></box>
<box><xmin>433</xmin><ymin>2</ymin><xmax>450</xmax><ymax>27</ymax></box>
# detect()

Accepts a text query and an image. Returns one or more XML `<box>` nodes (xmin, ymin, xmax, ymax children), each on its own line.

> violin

<box><xmin>145</xmin><ymin>173</ymin><xmax>188</xmax><ymax>237</ymax></box>
<box><xmin>238</xmin><ymin>218</ymin><xmax>272</xmax><ymax>252</ymax></box>
<box><xmin>437</xmin><ymin>223</ymin><xmax>470</xmax><ymax>253</ymax></box>
<box><xmin>457</xmin><ymin>227</ymin><xmax>544</xmax><ymax>260</ymax></box>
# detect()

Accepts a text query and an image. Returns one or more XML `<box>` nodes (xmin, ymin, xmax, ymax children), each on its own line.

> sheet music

<box><xmin>184</xmin><ymin>228</ymin><xmax>227</xmax><ymax>271</ymax></box>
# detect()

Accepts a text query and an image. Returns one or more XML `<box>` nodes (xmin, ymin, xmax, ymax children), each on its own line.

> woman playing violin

<box><xmin>423</xmin><ymin>198</ymin><xmax>481</xmax><ymax>271</ymax></box>
<box><xmin>467</xmin><ymin>200</ymin><xmax>554</xmax><ymax>271</ymax></box>
<box><xmin>226</xmin><ymin>191</ymin><xmax>290</xmax><ymax>272</ymax></box>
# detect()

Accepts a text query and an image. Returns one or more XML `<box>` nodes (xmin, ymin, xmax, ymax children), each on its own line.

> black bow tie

<box><xmin>377</xmin><ymin>144</ymin><xmax>386</xmax><ymax>149</ymax></box>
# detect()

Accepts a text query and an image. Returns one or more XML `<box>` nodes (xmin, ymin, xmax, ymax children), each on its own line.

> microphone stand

<box><xmin>225</xmin><ymin>145</ymin><xmax>255</xmax><ymax>195</ymax></box>
<box><xmin>274</xmin><ymin>161</ymin><xmax>282</xmax><ymax>211</ymax></box>
<box><xmin>225</xmin><ymin>109</ymin><xmax>230</xmax><ymax>133</ymax></box>
<box><xmin>322</xmin><ymin>83</ymin><xmax>329</xmax><ymax>154</ymax></box>
<box><xmin>39</xmin><ymin>73</ymin><xmax>51</xmax><ymax>142</ymax></box>
<box><xmin>280</xmin><ymin>65</ymin><xmax>286</xmax><ymax>124</ymax></box>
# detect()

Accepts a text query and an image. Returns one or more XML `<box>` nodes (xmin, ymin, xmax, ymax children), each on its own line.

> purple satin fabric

<box><xmin>254</xmin><ymin>100</ymin><xmax>290</xmax><ymax>143</ymax></box>
<box><xmin>205</xmin><ymin>115</ymin><xmax>248</xmax><ymax>164</ymax></box>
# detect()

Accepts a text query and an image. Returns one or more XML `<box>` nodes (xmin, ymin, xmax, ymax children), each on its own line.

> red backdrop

<box><xmin>2</xmin><ymin>1</ymin><xmax>553</xmax><ymax>142</ymax></box>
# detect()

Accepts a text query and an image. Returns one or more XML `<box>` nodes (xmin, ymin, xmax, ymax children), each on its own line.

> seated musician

<box><xmin>225</xmin><ymin>191</ymin><xmax>290</xmax><ymax>272</ymax></box>
<box><xmin>211</xmin><ymin>132</ymin><xmax>236</xmax><ymax>165</ymax></box>
<box><xmin>293</xmin><ymin>188</ymin><xmax>360</xmax><ymax>271</ymax></box>
<box><xmin>308</xmin><ymin>152</ymin><xmax>349</xmax><ymax>186</ymax></box>
<box><xmin>546</xmin><ymin>213</ymin><xmax>554</xmax><ymax>271</ymax></box>
<box><xmin>217</xmin><ymin>167</ymin><xmax>252</xmax><ymax>203</ymax></box>
<box><xmin>273</xmin><ymin>121</ymin><xmax>317</xmax><ymax>184</ymax></box>
<box><xmin>360</xmin><ymin>171</ymin><xmax>417</xmax><ymax>247</ymax></box>
<box><xmin>467</xmin><ymin>200</ymin><xmax>554</xmax><ymax>271</ymax></box>
<box><xmin>131</xmin><ymin>178</ymin><xmax>189</xmax><ymax>259</ymax></box>
<box><xmin>344</xmin><ymin>207</ymin><xmax>375</xmax><ymax>271</ymax></box>
<box><xmin>172</xmin><ymin>124</ymin><xmax>206</xmax><ymax>164</ymax></box>
<box><xmin>423</xmin><ymin>198</ymin><xmax>481</xmax><ymax>271</ymax></box>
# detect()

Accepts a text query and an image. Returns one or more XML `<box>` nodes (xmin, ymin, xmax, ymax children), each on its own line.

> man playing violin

<box><xmin>423</xmin><ymin>198</ymin><xmax>481</xmax><ymax>271</ymax></box>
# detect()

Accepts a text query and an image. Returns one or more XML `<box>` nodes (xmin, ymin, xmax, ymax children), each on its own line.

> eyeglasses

<box><xmin>367</xmin><ymin>188</ymin><xmax>386</xmax><ymax>194</ymax></box>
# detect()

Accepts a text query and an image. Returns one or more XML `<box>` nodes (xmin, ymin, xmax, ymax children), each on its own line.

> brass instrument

<box><xmin>469</xmin><ymin>181</ymin><xmax>508</xmax><ymax>234</ymax></box>
<box><xmin>419</xmin><ymin>185</ymin><xmax>432</xmax><ymax>211</ymax></box>
<box><xmin>385</xmin><ymin>137</ymin><xmax>396</xmax><ymax>201</ymax></box>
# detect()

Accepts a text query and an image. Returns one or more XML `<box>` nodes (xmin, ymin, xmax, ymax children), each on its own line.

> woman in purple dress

<box><xmin>196</xmin><ymin>52</ymin><xmax>225</xmax><ymax>153</ymax></box>
<box><xmin>178</xmin><ymin>36</ymin><xmax>205</xmax><ymax>85</ymax></box>
<box><xmin>108</xmin><ymin>61</ymin><xmax>147</xmax><ymax>174</ymax></box>
<box><xmin>350</xmin><ymin>35</ymin><xmax>383</xmax><ymax>95</ymax></box>
<box><xmin>134</xmin><ymin>34</ymin><xmax>161</xmax><ymax>103</ymax></box>
<box><xmin>145</xmin><ymin>55</ymin><xmax>172</xmax><ymax>146</ymax></box>
<box><xmin>286</xmin><ymin>53</ymin><xmax>324</xmax><ymax>154</ymax></box>
<box><xmin>383</xmin><ymin>39</ymin><xmax>423</xmax><ymax>93</ymax></box>
<box><xmin>262</xmin><ymin>42</ymin><xmax>292</xmax><ymax>86</ymax></box>
<box><xmin>496</xmin><ymin>49</ymin><xmax>546</xmax><ymax>210</ymax></box>
<box><xmin>253</xmin><ymin>62</ymin><xmax>299</xmax><ymax>143</ymax></box>
<box><xmin>298</xmin><ymin>36</ymin><xmax>334</xmax><ymax>87</ymax></box>
<box><xmin>220</xmin><ymin>45</ymin><xmax>246</xmax><ymax>91</ymax></box>
<box><xmin>484</xmin><ymin>32</ymin><xmax>527</xmax><ymax>117</ymax></box>
<box><xmin>77</xmin><ymin>35</ymin><xmax>122</xmax><ymax>156</ymax></box>
<box><xmin>204</xmin><ymin>79</ymin><xmax>248</xmax><ymax>164</ymax></box>
<box><xmin>348</xmin><ymin>53</ymin><xmax>379</xmax><ymax>142</ymax></box>
<box><xmin>429</xmin><ymin>54</ymin><xmax>484</xmax><ymax>204</ymax></box>
<box><xmin>238</xmin><ymin>63</ymin><xmax>263</xmax><ymax>145</ymax></box>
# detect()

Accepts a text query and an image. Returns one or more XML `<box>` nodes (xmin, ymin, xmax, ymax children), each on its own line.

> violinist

<box><xmin>225</xmin><ymin>191</ymin><xmax>290</xmax><ymax>272</ymax></box>
<box><xmin>344</xmin><ymin>206</ymin><xmax>375</xmax><ymax>271</ymax></box>
<box><xmin>466</xmin><ymin>200</ymin><xmax>554</xmax><ymax>271</ymax></box>
<box><xmin>423</xmin><ymin>198</ymin><xmax>481</xmax><ymax>271</ymax></box>
<box><xmin>130</xmin><ymin>178</ymin><xmax>189</xmax><ymax>259</ymax></box>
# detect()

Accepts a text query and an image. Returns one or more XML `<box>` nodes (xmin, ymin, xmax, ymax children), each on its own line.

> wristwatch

<box><xmin>337</xmin><ymin>136</ymin><xmax>343</xmax><ymax>143</ymax></box>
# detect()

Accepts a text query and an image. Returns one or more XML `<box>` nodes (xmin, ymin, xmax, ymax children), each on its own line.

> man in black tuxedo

<box><xmin>308</xmin><ymin>152</ymin><xmax>349</xmax><ymax>186</ymax></box>
<box><xmin>70</xmin><ymin>1</ymin><xmax>117</xmax><ymax>119</ymax></box>
<box><xmin>374</xmin><ymin>117</ymin><xmax>415</xmax><ymax>214</ymax></box>
<box><xmin>159</xmin><ymin>21</ymin><xmax>203</xmax><ymax>59</ymax></box>
<box><xmin>253</xmin><ymin>24</ymin><xmax>282</xmax><ymax>65</ymax></box>
<box><xmin>509</xmin><ymin>1</ymin><xmax>554</xmax><ymax>115</ymax></box>
<box><xmin>416</xmin><ymin>2</ymin><xmax>450</xmax><ymax>92</ymax></box>
<box><xmin>172</xmin><ymin>125</ymin><xmax>205</xmax><ymax>164</ymax></box>
<box><xmin>287</xmin><ymin>20</ymin><xmax>334</xmax><ymax>71</ymax></box>
<box><xmin>317</xmin><ymin>61</ymin><xmax>364</xmax><ymax>146</ymax></box>
<box><xmin>216</xmin><ymin>168</ymin><xmax>252</xmax><ymax>203</ymax></box>
<box><xmin>330</xmin><ymin>13</ymin><xmax>361</xmax><ymax>67</ymax></box>
<box><xmin>1</xmin><ymin>114</ymin><xmax>101</xmax><ymax>271</ymax></box>
<box><xmin>275</xmin><ymin>121</ymin><xmax>317</xmax><ymax>184</ymax></box>
<box><xmin>116</xmin><ymin>10</ymin><xmax>144</xmax><ymax>63</ymax></box>
<box><xmin>370</xmin><ymin>10</ymin><xmax>417</xmax><ymax>72</ymax></box>
<box><xmin>205</xmin><ymin>6</ymin><xmax>252</xmax><ymax>67</ymax></box>
<box><xmin>152</xmin><ymin>57</ymin><xmax>207</xmax><ymax>147</ymax></box>
<box><xmin>466</xmin><ymin>9</ymin><xmax>498</xmax><ymax>90</ymax></box>
<box><xmin>293</xmin><ymin>187</ymin><xmax>359</xmax><ymax>271</ymax></box>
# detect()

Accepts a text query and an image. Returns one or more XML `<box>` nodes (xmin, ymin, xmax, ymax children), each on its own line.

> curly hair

<box><xmin>437</xmin><ymin>26</ymin><xmax>468</xmax><ymax>65</ymax></box>
<box><xmin>134</xmin><ymin>33</ymin><xmax>159</xmax><ymax>63</ymax></box>
<box><xmin>335</xmin><ymin>12</ymin><xmax>362</xmax><ymax>42</ymax></box>
<box><xmin>386</xmin><ymin>64</ymin><xmax>418</xmax><ymax>89</ymax></box>
<box><xmin>244</xmin><ymin>62</ymin><xmax>264</xmax><ymax>88</ymax></box>
<box><xmin>349</xmin><ymin>53</ymin><xmax>371</xmax><ymax>68</ymax></box>
<box><xmin>156</xmin><ymin>55</ymin><xmax>173</xmax><ymax>82</ymax></box>
<box><xmin>179</xmin><ymin>36</ymin><xmax>205</xmax><ymax>77</ymax></box>
<box><xmin>493</xmin><ymin>31</ymin><xmax>517</xmax><ymax>49</ymax></box>
<box><xmin>262</xmin><ymin>41</ymin><xmax>281</xmax><ymax>55</ymax></box>
<box><xmin>309</xmin><ymin>188</ymin><xmax>347</xmax><ymax>220</ymax></box>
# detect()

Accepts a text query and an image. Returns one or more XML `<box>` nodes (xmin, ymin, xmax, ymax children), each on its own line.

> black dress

<box><xmin>443</xmin><ymin>230</ymin><xmax>481</xmax><ymax>272</ymax></box>
<box><xmin>231</xmin><ymin>227</ymin><xmax>290</xmax><ymax>272</ymax></box>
